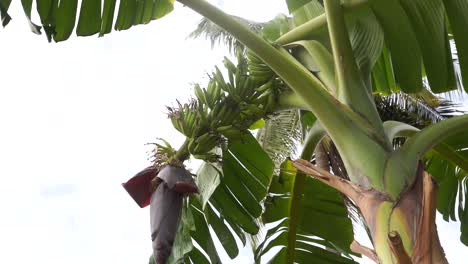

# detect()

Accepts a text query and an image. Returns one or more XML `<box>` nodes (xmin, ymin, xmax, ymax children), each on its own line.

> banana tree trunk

<box><xmin>362</xmin><ymin>165</ymin><xmax>448</xmax><ymax>264</ymax></box>
<box><xmin>295</xmin><ymin>159</ymin><xmax>448</xmax><ymax>264</ymax></box>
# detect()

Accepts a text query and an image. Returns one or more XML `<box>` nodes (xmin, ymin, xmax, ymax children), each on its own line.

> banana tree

<box><xmin>3</xmin><ymin>0</ymin><xmax>468</xmax><ymax>263</ymax></box>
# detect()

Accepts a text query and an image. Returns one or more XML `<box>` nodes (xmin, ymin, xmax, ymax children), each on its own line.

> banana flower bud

<box><xmin>123</xmin><ymin>165</ymin><xmax>198</xmax><ymax>264</ymax></box>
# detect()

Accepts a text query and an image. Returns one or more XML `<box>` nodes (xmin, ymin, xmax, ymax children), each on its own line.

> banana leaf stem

<box><xmin>275</xmin><ymin>15</ymin><xmax>327</xmax><ymax>45</ymax></box>
<box><xmin>323</xmin><ymin>0</ymin><xmax>386</xmax><ymax>139</ymax></box>
<box><xmin>400</xmin><ymin>114</ymin><xmax>468</xmax><ymax>162</ymax></box>
<box><xmin>276</xmin><ymin>90</ymin><xmax>308</xmax><ymax>110</ymax></box>
<box><xmin>275</xmin><ymin>0</ymin><xmax>369</xmax><ymax>45</ymax></box>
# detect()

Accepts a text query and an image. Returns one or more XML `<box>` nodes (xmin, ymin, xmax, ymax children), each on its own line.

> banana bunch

<box><xmin>169</xmin><ymin>101</ymin><xmax>206</xmax><ymax>138</ymax></box>
<box><xmin>208</xmin><ymin>99</ymin><xmax>240</xmax><ymax>127</ymax></box>
<box><xmin>216</xmin><ymin>125</ymin><xmax>245</xmax><ymax>140</ymax></box>
<box><xmin>167</xmin><ymin>50</ymin><xmax>285</xmax><ymax>162</ymax></box>
<box><xmin>247</xmin><ymin>50</ymin><xmax>275</xmax><ymax>83</ymax></box>
<box><xmin>225</xmin><ymin>56</ymin><xmax>273</xmax><ymax>104</ymax></box>
<box><xmin>187</xmin><ymin>132</ymin><xmax>220</xmax><ymax>156</ymax></box>
<box><xmin>194</xmin><ymin>81</ymin><xmax>223</xmax><ymax>109</ymax></box>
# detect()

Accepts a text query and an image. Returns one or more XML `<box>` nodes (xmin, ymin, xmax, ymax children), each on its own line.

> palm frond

<box><xmin>375</xmin><ymin>92</ymin><xmax>463</xmax><ymax>128</ymax></box>
<box><xmin>189</xmin><ymin>17</ymin><xmax>265</xmax><ymax>53</ymax></box>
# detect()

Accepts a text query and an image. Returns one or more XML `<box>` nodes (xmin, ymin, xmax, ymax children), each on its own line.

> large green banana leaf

<box><xmin>163</xmin><ymin>132</ymin><xmax>275</xmax><ymax>263</ymax></box>
<box><xmin>0</xmin><ymin>0</ymin><xmax>175</xmax><ymax>41</ymax></box>
<box><xmin>285</xmin><ymin>0</ymin><xmax>466</xmax><ymax>93</ymax></box>
<box><xmin>256</xmin><ymin>158</ymin><xmax>357</xmax><ymax>263</ymax></box>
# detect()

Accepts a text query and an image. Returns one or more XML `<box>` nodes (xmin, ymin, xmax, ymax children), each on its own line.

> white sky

<box><xmin>0</xmin><ymin>1</ymin><xmax>466</xmax><ymax>263</ymax></box>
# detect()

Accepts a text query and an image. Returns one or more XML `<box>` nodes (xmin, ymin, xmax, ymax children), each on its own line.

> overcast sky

<box><xmin>0</xmin><ymin>1</ymin><xmax>466</xmax><ymax>263</ymax></box>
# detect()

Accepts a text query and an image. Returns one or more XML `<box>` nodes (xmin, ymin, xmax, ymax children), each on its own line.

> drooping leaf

<box><xmin>0</xmin><ymin>0</ymin><xmax>12</xmax><ymax>26</ymax></box>
<box><xmin>222</xmin><ymin>154</ymin><xmax>263</xmax><ymax>217</ymax></box>
<box><xmin>347</xmin><ymin>6</ymin><xmax>384</xmax><ymax>89</ymax></box>
<box><xmin>399</xmin><ymin>0</ymin><xmax>456</xmax><ymax>93</ymax></box>
<box><xmin>36</xmin><ymin>0</ymin><xmax>54</xmax><ymax>23</ymax></box>
<box><xmin>21</xmin><ymin>0</ymin><xmax>41</xmax><ymax>34</ymax></box>
<box><xmin>152</xmin><ymin>0</ymin><xmax>175</xmax><ymax>20</ymax></box>
<box><xmin>372</xmin><ymin>45</ymin><xmax>398</xmax><ymax>95</ymax></box>
<box><xmin>13</xmin><ymin>0</ymin><xmax>174</xmax><ymax>40</ymax></box>
<box><xmin>36</xmin><ymin>0</ymin><xmax>56</xmax><ymax>41</ymax></box>
<box><xmin>77</xmin><ymin>0</ymin><xmax>102</xmax><ymax>36</ymax></box>
<box><xmin>53</xmin><ymin>0</ymin><xmax>78</xmax><ymax>42</ymax></box>
<box><xmin>205</xmin><ymin>204</ymin><xmax>239</xmax><ymax>259</ymax></box>
<box><xmin>141</xmin><ymin>0</ymin><xmax>155</xmax><ymax>24</ymax></box>
<box><xmin>444</xmin><ymin>0</ymin><xmax>468</xmax><ymax>92</ymax></box>
<box><xmin>100</xmin><ymin>0</ymin><xmax>117</xmax><ymax>36</ymax></box>
<box><xmin>211</xmin><ymin>182</ymin><xmax>259</xmax><ymax>234</ymax></box>
<box><xmin>227</xmin><ymin>132</ymin><xmax>274</xmax><ymax>189</ymax></box>
<box><xmin>370</xmin><ymin>0</ymin><xmax>423</xmax><ymax>93</ymax></box>
<box><xmin>115</xmin><ymin>0</ymin><xmax>137</xmax><ymax>31</ymax></box>
<box><xmin>189</xmin><ymin>200</ymin><xmax>223</xmax><ymax>264</ymax></box>
<box><xmin>188</xmin><ymin>247</ymin><xmax>210</xmax><ymax>264</ymax></box>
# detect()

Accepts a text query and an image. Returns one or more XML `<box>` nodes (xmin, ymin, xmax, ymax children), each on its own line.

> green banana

<box><xmin>170</xmin><ymin>116</ymin><xmax>182</xmax><ymax>133</ymax></box>
<box><xmin>187</xmin><ymin>138</ymin><xmax>197</xmax><ymax>154</ymax></box>
<box><xmin>217</xmin><ymin>125</ymin><xmax>244</xmax><ymax>140</ymax></box>
<box><xmin>194</xmin><ymin>133</ymin><xmax>218</xmax><ymax>154</ymax></box>
<box><xmin>256</xmin><ymin>80</ymin><xmax>273</xmax><ymax>93</ymax></box>
<box><xmin>223</xmin><ymin>57</ymin><xmax>237</xmax><ymax>74</ymax></box>
<box><xmin>194</xmin><ymin>84</ymin><xmax>207</xmax><ymax>106</ymax></box>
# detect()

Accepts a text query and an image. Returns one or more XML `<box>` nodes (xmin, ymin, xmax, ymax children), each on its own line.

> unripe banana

<box><xmin>194</xmin><ymin>84</ymin><xmax>207</xmax><ymax>106</ymax></box>
<box><xmin>187</xmin><ymin>138</ymin><xmax>197</xmax><ymax>154</ymax></box>
<box><xmin>214</xmin><ymin>67</ymin><xmax>228</xmax><ymax>92</ymax></box>
<box><xmin>170</xmin><ymin>116</ymin><xmax>181</xmax><ymax>132</ymax></box>
<box><xmin>257</xmin><ymin>80</ymin><xmax>273</xmax><ymax>93</ymax></box>
<box><xmin>217</xmin><ymin>125</ymin><xmax>243</xmax><ymax>139</ymax></box>
<box><xmin>224</xmin><ymin>57</ymin><xmax>237</xmax><ymax>74</ymax></box>
<box><xmin>195</xmin><ymin>132</ymin><xmax>213</xmax><ymax>145</ymax></box>
<box><xmin>194</xmin><ymin>134</ymin><xmax>218</xmax><ymax>154</ymax></box>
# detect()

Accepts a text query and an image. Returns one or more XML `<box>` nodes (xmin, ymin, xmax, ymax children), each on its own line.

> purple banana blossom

<box><xmin>150</xmin><ymin>165</ymin><xmax>198</xmax><ymax>264</ymax></box>
<box><xmin>122</xmin><ymin>166</ymin><xmax>158</xmax><ymax>208</ymax></box>
<box><xmin>123</xmin><ymin>164</ymin><xmax>198</xmax><ymax>264</ymax></box>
